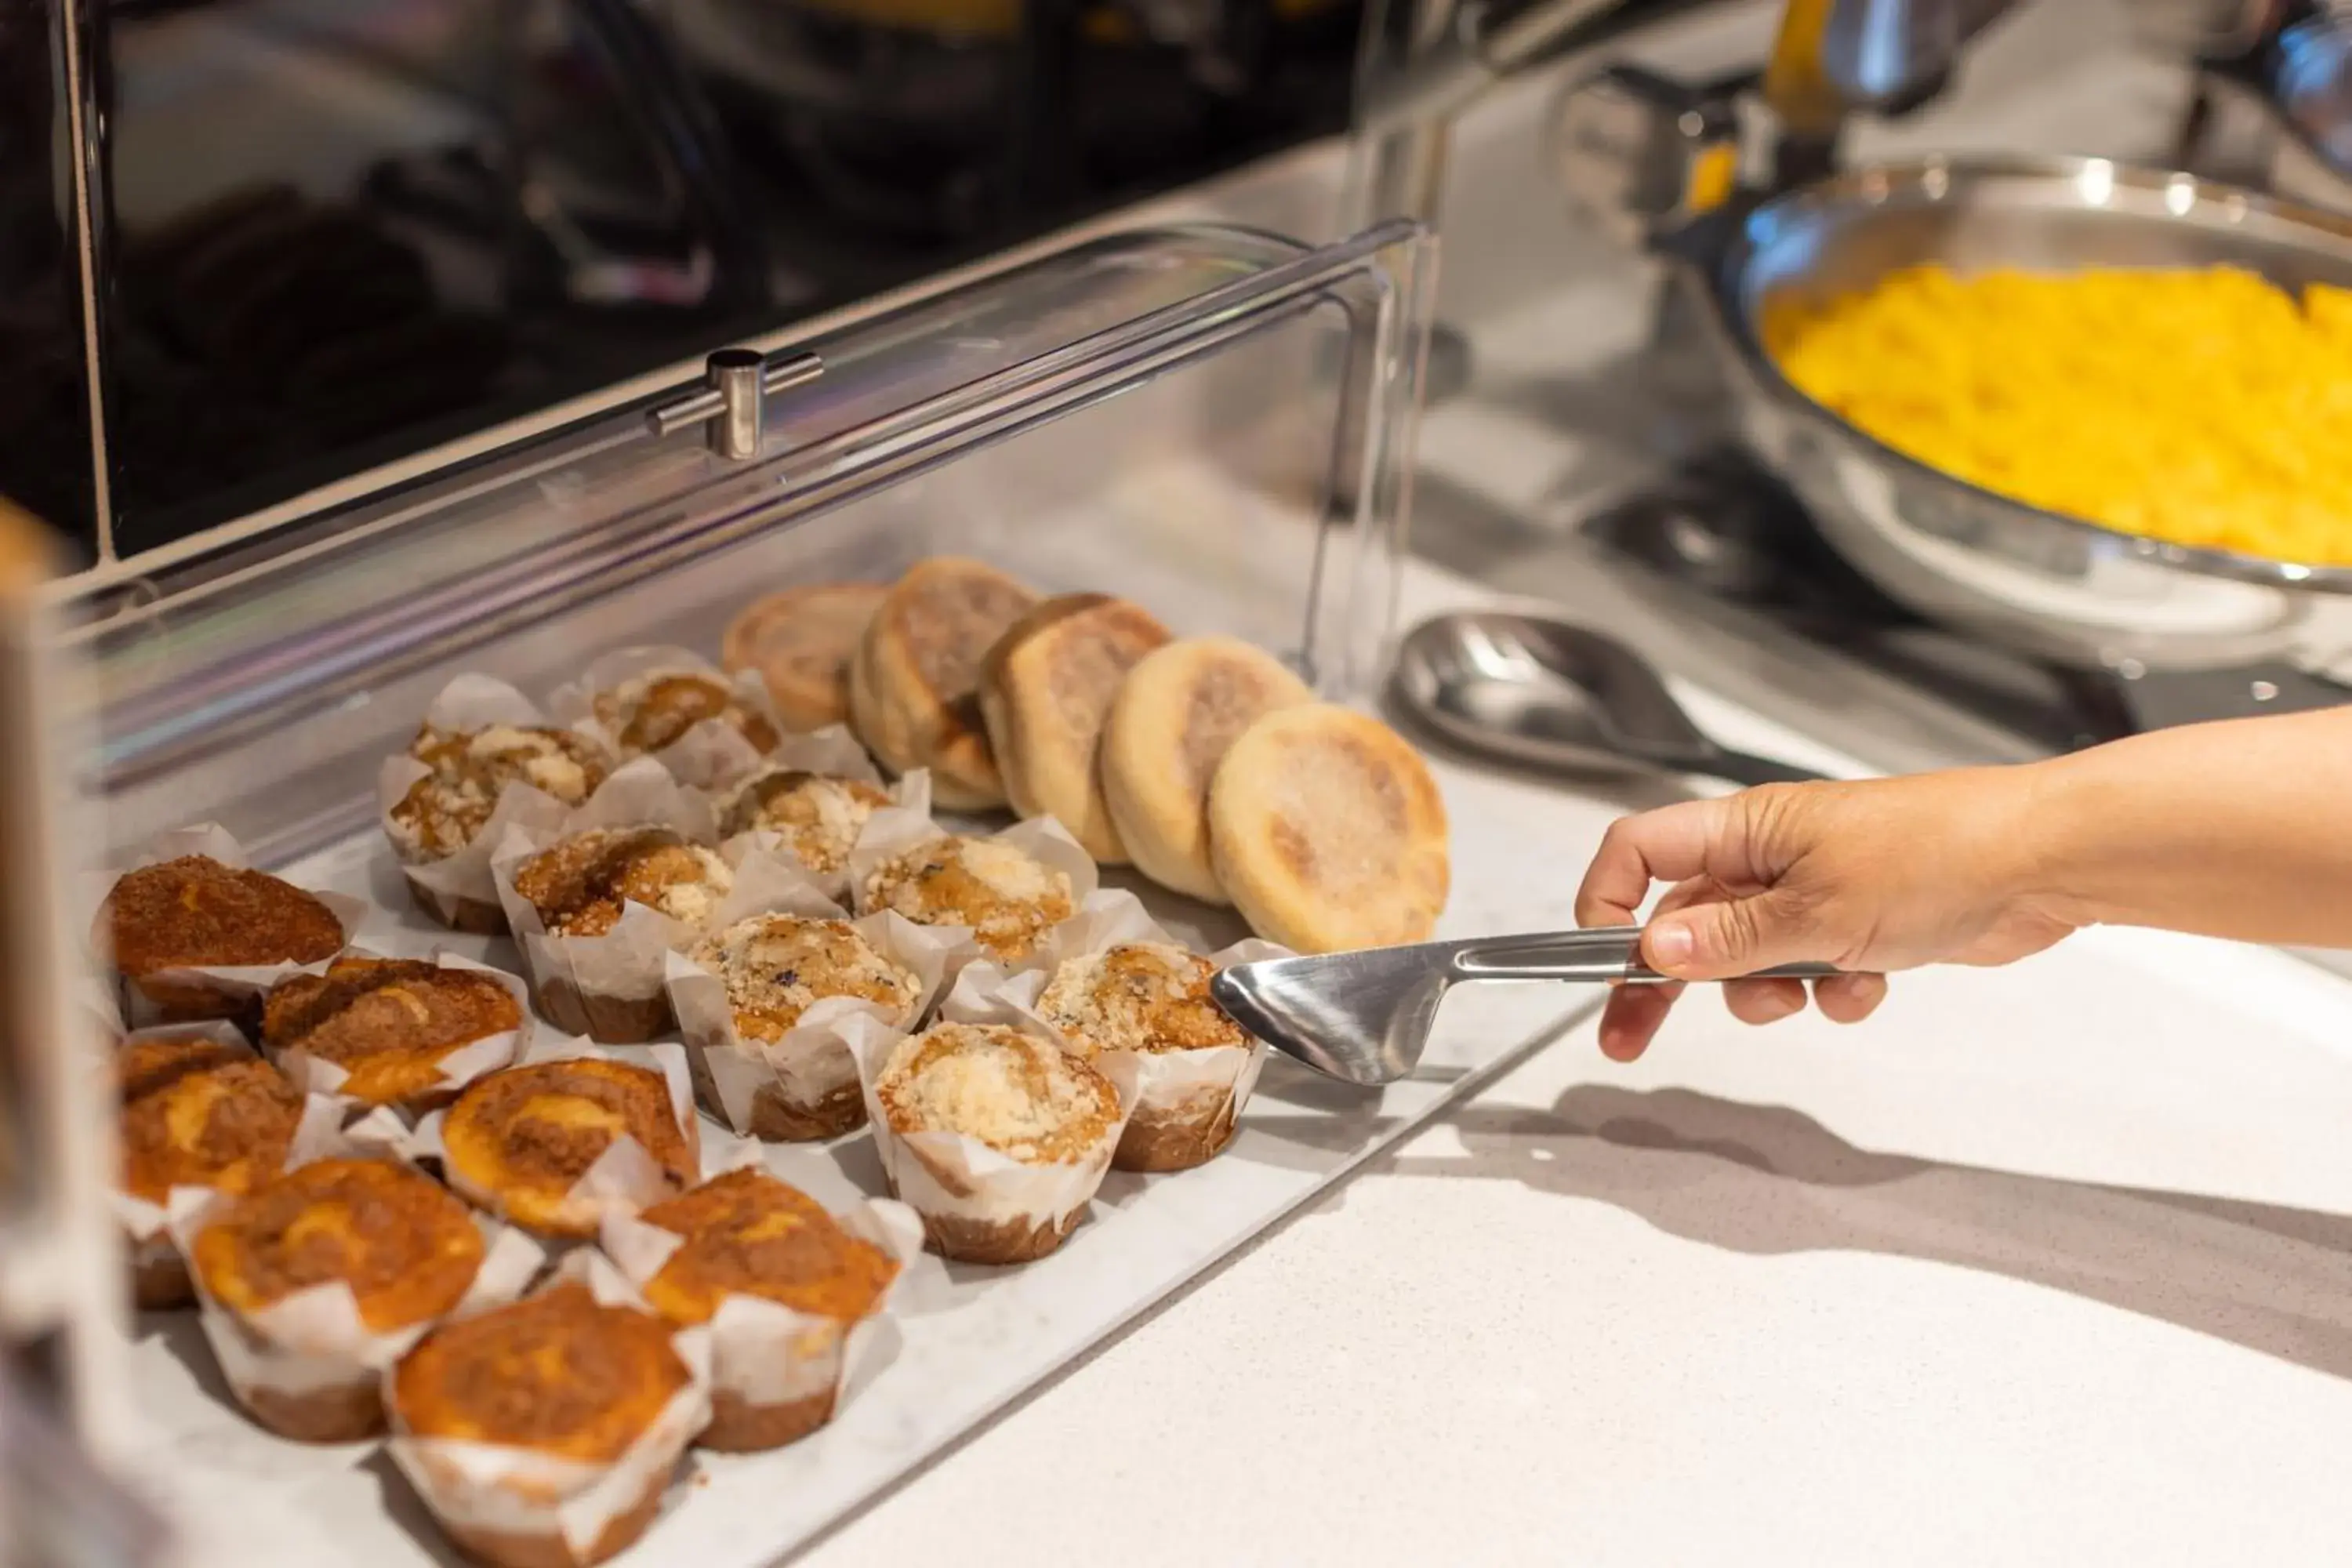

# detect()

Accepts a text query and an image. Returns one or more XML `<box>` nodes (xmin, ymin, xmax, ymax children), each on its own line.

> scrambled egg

<box><xmin>1764</xmin><ymin>265</ymin><xmax>2352</xmax><ymax>566</ymax></box>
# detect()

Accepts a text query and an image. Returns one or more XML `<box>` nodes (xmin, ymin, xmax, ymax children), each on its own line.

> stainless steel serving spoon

<box><xmin>1213</xmin><ymin>927</ymin><xmax>1846</xmax><ymax>1086</ymax></box>
<box><xmin>1392</xmin><ymin>610</ymin><xmax>1828</xmax><ymax>787</ymax></box>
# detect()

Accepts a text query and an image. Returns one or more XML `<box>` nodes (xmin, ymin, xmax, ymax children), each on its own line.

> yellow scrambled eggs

<box><xmin>1764</xmin><ymin>265</ymin><xmax>2352</xmax><ymax>566</ymax></box>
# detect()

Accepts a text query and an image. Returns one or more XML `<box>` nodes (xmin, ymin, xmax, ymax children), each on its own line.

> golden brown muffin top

<box><xmin>859</xmin><ymin>835</ymin><xmax>1073</xmax><ymax>961</ymax></box>
<box><xmin>119</xmin><ymin>1046</ymin><xmax>303</xmax><ymax>1204</ymax></box>
<box><xmin>118</xmin><ymin>1030</ymin><xmax>247</xmax><ymax>1102</ymax></box>
<box><xmin>688</xmin><ymin>915</ymin><xmax>920</xmax><ymax>1043</ymax></box>
<box><xmin>640</xmin><ymin>1170</ymin><xmax>897</xmax><ymax>1326</ymax></box>
<box><xmin>190</xmin><ymin>1157</ymin><xmax>485</xmax><ymax>1333</ymax></box>
<box><xmin>261</xmin><ymin>957</ymin><xmax>523</xmax><ymax>1107</ymax></box>
<box><xmin>593</xmin><ymin>671</ymin><xmax>778</xmax><ymax>758</ymax></box>
<box><xmin>876</xmin><ymin>1022</ymin><xmax>1119</xmax><ymax>1163</ymax></box>
<box><xmin>103</xmin><ymin>856</ymin><xmax>343</xmax><ymax>978</ymax></box>
<box><xmin>1035</xmin><ymin>943</ymin><xmax>1247</xmax><ymax>1057</ymax></box>
<box><xmin>719</xmin><ymin>769</ymin><xmax>890</xmax><ymax>875</ymax></box>
<box><xmin>392</xmin><ymin>724</ymin><xmax>610</xmax><ymax>861</ymax></box>
<box><xmin>442</xmin><ymin>1058</ymin><xmax>694</xmax><ymax>1236</ymax></box>
<box><xmin>510</xmin><ymin>827</ymin><xmax>732</xmax><ymax>938</ymax></box>
<box><xmin>391</xmin><ymin>1283</ymin><xmax>689</xmax><ymax>1463</ymax></box>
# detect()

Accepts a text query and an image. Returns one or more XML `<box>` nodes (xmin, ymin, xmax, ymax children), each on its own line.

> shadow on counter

<box><xmin>1388</xmin><ymin>1083</ymin><xmax>2352</xmax><ymax>1380</ymax></box>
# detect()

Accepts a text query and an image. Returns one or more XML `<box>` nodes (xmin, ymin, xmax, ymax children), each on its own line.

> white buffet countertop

<box><xmin>796</xmin><ymin>565</ymin><xmax>2352</xmax><ymax>1566</ymax></box>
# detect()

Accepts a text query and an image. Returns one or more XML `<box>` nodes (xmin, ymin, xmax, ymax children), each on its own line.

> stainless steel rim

<box><xmin>1715</xmin><ymin>152</ymin><xmax>2352</xmax><ymax>598</ymax></box>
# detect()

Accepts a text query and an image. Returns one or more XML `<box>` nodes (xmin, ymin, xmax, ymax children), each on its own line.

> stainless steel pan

<box><xmin>1695</xmin><ymin>154</ymin><xmax>2352</xmax><ymax>671</ymax></box>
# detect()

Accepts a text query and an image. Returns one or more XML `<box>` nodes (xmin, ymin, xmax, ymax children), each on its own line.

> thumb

<box><xmin>1642</xmin><ymin>889</ymin><xmax>1822</xmax><ymax>980</ymax></box>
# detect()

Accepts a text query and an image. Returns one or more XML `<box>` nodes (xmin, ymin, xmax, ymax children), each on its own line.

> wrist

<box><xmin>2001</xmin><ymin>750</ymin><xmax>2120</xmax><ymax>931</ymax></box>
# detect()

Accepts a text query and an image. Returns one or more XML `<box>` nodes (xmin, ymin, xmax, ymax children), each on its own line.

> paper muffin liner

<box><xmin>601</xmin><ymin>1185</ymin><xmax>924</xmax><ymax>1450</ymax></box>
<box><xmin>166</xmin><ymin>1167</ymin><xmax>546</xmax><ymax>1444</ymax></box>
<box><xmin>112</xmin><ymin>1032</ymin><xmax>379</xmax><ymax>1310</ymax></box>
<box><xmin>845</xmin><ymin>804</ymin><xmax>1101</xmax><ymax>978</ymax></box>
<box><xmin>409</xmin><ymin>1036</ymin><xmax>703</xmax><ymax>1238</ymax></box>
<box><xmin>944</xmin><ymin>891</ymin><xmax>1288</xmax><ymax>1173</ymax></box>
<box><xmin>665</xmin><ymin>889</ymin><xmax>962</xmax><ymax>1140</ymax></box>
<box><xmin>378</xmin><ymin>675</ymin><xmax>601</xmax><ymax>934</ymax></box>
<box><xmin>549</xmin><ymin>645</ymin><xmax>786</xmax><ymax>793</ymax></box>
<box><xmin>488</xmin><ymin>757</ymin><xmax>742</xmax><ymax>1041</ymax></box>
<box><xmin>100</xmin><ymin>824</ymin><xmax>368</xmax><ymax>1028</ymax></box>
<box><xmin>269</xmin><ymin>949</ymin><xmax>534</xmax><ymax>1117</ymax></box>
<box><xmin>852</xmin><ymin>1018</ymin><xmax>1139</xmax><ymax>1265</ymax></box>
<box><xmin>717</xmin><ymin>735</ymin><xmax>924</xmax><ymax>901</ymax></box>
<box><xmin>387</xmin><ymin>1249</ymin><xmax>714</xmax><ymax>1568</ymax></box>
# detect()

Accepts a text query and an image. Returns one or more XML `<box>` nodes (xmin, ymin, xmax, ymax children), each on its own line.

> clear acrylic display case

<box><xmin>24</xmin><ymin>216</ymin><xmax>1464</xmax><ymax>1567</ymax></box>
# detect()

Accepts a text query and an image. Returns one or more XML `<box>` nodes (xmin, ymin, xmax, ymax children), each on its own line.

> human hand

<box><xmin>1573</xmin><ymin>769</ymin><xmax>2083</xmax><ymax>1061</ymax></box>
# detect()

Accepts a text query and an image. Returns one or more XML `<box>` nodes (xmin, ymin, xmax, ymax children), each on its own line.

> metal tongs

<box><xmin>1211</xmin><ymin>927</ymin><xmax>1845</xmax><ymax>1086</ymax></box>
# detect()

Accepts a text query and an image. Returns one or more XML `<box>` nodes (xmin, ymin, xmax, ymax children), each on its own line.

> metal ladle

<box><xmin>1392</xmin><ymin>610</ymin><xmax>1828</xmax><ymax>787</ymax></box>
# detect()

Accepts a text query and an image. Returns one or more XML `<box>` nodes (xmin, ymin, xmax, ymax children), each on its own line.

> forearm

<box><xmin>2020</xmin><ymin>706</ymin><xmax>2352</xmax><ymax>948</ymax></box>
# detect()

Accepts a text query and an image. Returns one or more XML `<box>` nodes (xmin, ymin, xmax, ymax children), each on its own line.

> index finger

<box><xmin>1573</xmin><ymin>797</ymin><xmax>1744</xmax><ymax>927</ymax></box>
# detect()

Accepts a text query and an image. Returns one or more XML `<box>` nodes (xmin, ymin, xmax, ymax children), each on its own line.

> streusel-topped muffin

<box><xmin>719</xmin><ymin>768</ymin><xmax>889</xmax><ymax>878</ymax></box>
<box><xmin>390</xmin><ymin>724</ymin><xmax>610</xmax><ymax>865</ymax></box>
<box><xmin>510</xmin><ymin>827</ymin><xmax>733</xmax><ymax>1038</ymax></box>
<box><xmin>1034</xmin><ymin>942</ymin><xmax>1256</xmax><ymax>1172</ymax></box>
<box><xmin>858</xmin><ymin>834</ymin><xmax>1073</xmax><ymax>961</ymax></box>
<box><xmin>593</xmin><ymin>670</ymin><xmax>778</xmax><ymax>759</ymax></box>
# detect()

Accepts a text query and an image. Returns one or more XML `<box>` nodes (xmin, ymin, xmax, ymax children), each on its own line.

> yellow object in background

<box><xmin>1764</xmin><ymin>265</ymin><xmax>2352</xmax><ymax>567</ymax></box>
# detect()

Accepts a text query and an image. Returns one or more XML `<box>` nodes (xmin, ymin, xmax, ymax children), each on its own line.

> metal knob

<box><xmin>1545</xmin><ymin>64</ymin><xmax>1741</xmax><ymax>250</ymax></box>
<box><xmin>645</xmin><ymin>347</ymin><xmax>825</xmax><ymax>460</ymax></box>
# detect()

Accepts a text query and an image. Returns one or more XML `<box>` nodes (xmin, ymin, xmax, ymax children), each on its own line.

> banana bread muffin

<box><xmin>637</xmin><ymin>1171</ymin><xmax>898</xmax><ymax>1450</ymax></box>
<box><xmin>102</xmin><ymin>856</ymin><xmax>345</xmax><ymax>1023</ymax></box>
<box><xmin>262</xmin><ymin>956</ymin><xmax>523</xmax><ymax>1112</ymax></box>
<box><xmin>441</xmin><ymin>1058</ymin><xmax>695</xmax><ymax>1238</ymax></box>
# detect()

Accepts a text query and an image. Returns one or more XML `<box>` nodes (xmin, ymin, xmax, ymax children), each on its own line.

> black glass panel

<box><xmin>95</xmin><ymin>0</ymin><xmax>1359</xmax><ymax>557</ymax></box>
<box><xmin>0</xmin><ymin>0</ymin><xmax>100</xmax><ymax>562</ymax></box>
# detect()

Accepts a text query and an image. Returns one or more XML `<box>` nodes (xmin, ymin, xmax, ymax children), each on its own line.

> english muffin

<box><xmin>858</xmin><ymin>833</ymin><xmax>1074</xmax><ymax>962</ymax></box>
<box><xmin>871</xmin><ymin>1022</ymin><xmax>1122</xmax><ymax>1263</ymax></box>
<box><xmin>1206</xmin><ymin>703</ymin><xmax>1450</xmax><ymax>953</ymax></box>
<box><xmin>847</xmin><ymin>557</ymin><xmax>1037</xmax><ymax>809</ymax></box>
<box><xmin>390</xmin><ymin>1282</ymin><xmax>695</xmax><ymax>1568</ymax></box>
<box><xmin>637</xmin><ymin>1171</ymin><xmax>898</xmax><ymax>1450</ymax></box>
<box><xmin>101</xmin><ymin>856</ymin><xmax>346</xmax><ymax>1022</ymax></box>
<box><xmin>721</xmin><ymin>583</ymin><xmax>887</xmax><ymax>731</ymax></box>
<box><xmin>189</xmin><ymin>1157</ymin><xmax>485</xmax><ymax>1441</ymax></box>
<box><xmin>1099</xmin><ymin>637</ymin><xmax>1312</xmax><ymax>905</ymax></box>
<box><xmin>262</xmin><ymin>956</ymin><xmax>523</xmax><ymax>1111</ymax></box>
<box><xmin>977</xmin><ymin>593</ymin><xmax>1171</xmax><ymax>863</ymax></box>
<box><xmin>1034</xmin><ymin>942</ymin><xmax>1256</xmax><ymax>1171</ymax></box>
<box><xmin>440</xmin><ymin>1058</ymin><xmax>695</xmax><ymax>1238</ymax></box>
<box><xmin>683</xmin><ymin>914</ymin><xmax>922</xmax><ymax>1139</ymax></box>
<box><xmin>118</xmin><ymin>1034</ymin><xmax>306</xmax><ymax>1307</ymax></box>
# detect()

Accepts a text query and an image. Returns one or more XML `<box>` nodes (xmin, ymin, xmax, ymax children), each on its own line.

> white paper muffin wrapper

<box><xmin>408</xmin><ymin>1036</ymin><xmax>703</xmax><ymax>1236</ymax></box>
<box><xmin>377</xmin><ymin>675</ymin><xmax>597</xmax><ymax>924</ymax></box>
<box><xmin>387</xmin><ymin>1249</ymin><xmax>714</xmax><ymax>1561</ymax></box>
<box><xmin>103</xmin><ymin>824</ymin><xmax>369</xmax><ymax>1025</ymax></box>
<box><xmin>549</xmin><ymin>645</ymin><xmax>786</xmax><ymax>792</ymax></box>
<box><xmin>168</xmin><ymin>1186</ymin><xmax>546</xmax><ymax>1421</ymax></box>
<box><xmin>845</xmin><ymin>804</ymin><xmax>1100</xmax><ymax>975</ymax></box>
<box><xmin>941</xmin><ymin>888</ymin><xmax>1289</xmax><ymax>1140</ymax></box>
<box><xmin>601</xmin><ymin>1193</ymin><xmax>924</xmax><ymax>1413</ymax></box>
<box><xmin>665</xmin><ymin>902</ymin><xmax>961</xmax><ymax>1137</ymax></box>
<box><xmin>715</xmin><ymin>735</ymin><xmax>923</xmax><ymax>901</ymax></box>
<box><xmin>488</xmin><ymin>757</ymin><xmax>735</xmax><ymax>1030</ymax></box>
<box><xmin>852</xmin><ymin>1018</ymin><xmax>1139</xmax><ymax>1251</ymax></box>
<box><xmin>271</xmin><ymin>949</ymin><xmax>534</xmax><ymax>1112</ymax></box>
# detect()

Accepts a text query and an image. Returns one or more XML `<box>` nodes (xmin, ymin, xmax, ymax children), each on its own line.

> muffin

<box><xmin>1034</xmin><ymin>943</ymin><xmax>1258</xmax><ymax>1172</ymax></box>
<box><xmin>440</xmin><ymin>1057</ymin><xmax>696</xmax><ymax>1238</ymax></box>
<box><xmin>508</xmin><ymin>827</ymin><xmax>733</xmax><ymax>1040</ymax></box>
<box><xmin>635</xmin><ymin>1171</ymin><xmax>899</xmax><ymax>1450</ymax></box>
<box><xmin>680</xmin><ymin>914</ymin><xmax>922</xmax><ymax>1140</ymax></box>
<box><xmin>390</xmin><ymin>1282</ymin><xmax>699</xmax><ymax>1568</ymax></box>
<box><xmin>388</xmin><ymin>723</ymin><xmax>612</xmax><ymax>932</ymax></box>
<box><xmin>262</xmin><ymin>956</ymin><xmax>524</xmax><ymax>1111</ymax></box>
<box><xmin>187</xmin><ymin>1157</ymin><xmax>485</xmax><ymax>1441</ymax></box>
<box><xmin>101</xmin><ymin>855</ymin><xmax>345</xmax><ymax>1023</ymax></box>
<box><xmin>869</xmin><ymin>1022</ymin><xmax>1123</xmax><ymax>1263</ymax></box>
<box><xmin>719</xmin><ymin>768</ymin><xmax>890</xmax><ymax>880</ymax></box>
<box><xmin>721</xmin><ymin>583</ymin><xmax>887</xmax><ymax>731</ymax></box>
<box><xmin>593</xmin><ymin>669</ymin><xmax>779</xmax><ymax>760</ymax></box>
<box><xmin>118</xmin><ymin>1033</ymin><xmax>306</xmax><ymax>1307</ymax></box>
<box><xmin>858</xmin><ymin>834</ymin><xmax>1074</xmax><ymax>962</ymax></box>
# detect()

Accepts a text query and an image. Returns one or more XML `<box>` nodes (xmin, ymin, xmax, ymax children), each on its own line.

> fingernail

<box><xmin>1647</xmin><ymin>921</ymin><xmax>1693</xmax><ymax>971</ymax></box>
